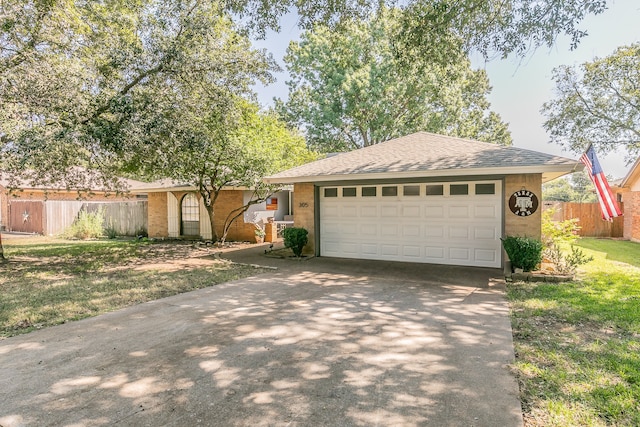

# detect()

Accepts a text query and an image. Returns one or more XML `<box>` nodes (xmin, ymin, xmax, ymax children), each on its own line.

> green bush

<box><xmin>136</xmin><ymin>227</ymin><xmax>148</xmax><ymax>238</ymax></box>
<box><xmin>63</xmin><ymin>209</ymin><xmax>105</xmax><ymax>240</ymax></box>
<box><xmin>105</xmin><ymin>226</ymin><xmax>118</xmax><ymax>239</ymax></box>
<box><xmin>282</xmin><ymin>227</ymin><xmax>308</xmax><ymax>257</ymax></box>
<box><xmin>501</xmin><ymin>235</ymin><xmax>543</xmax><ymax>272</ymax></box>
<box><xmin>541</xmin><ymin>208</ymin><xmax>580</xmax><ymax>248</ymax></box>
<box><xmin>541</xmin><ymin>208</ymin><xmax>592</xmax><ymax>274</ymax></box>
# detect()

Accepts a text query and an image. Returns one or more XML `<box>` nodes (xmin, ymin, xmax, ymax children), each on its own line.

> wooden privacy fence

<box><xmin>543</xmin><ymin>201</ymin><xmax>624</xmax><ymax>238</ymax></box>
<box><xmin>8</xmin><ymin>201</ymin><xmax>45</xmax><ymax>234</ymax></box>
<box><xmin>83</xmin><ymin>202</ymin><xmax>148</xmax><ymax>237</ymax></box>
<box><xmin>8</xmin><ymin>200</ymin><xmax>147</xmax><ymax>236</ymax></box>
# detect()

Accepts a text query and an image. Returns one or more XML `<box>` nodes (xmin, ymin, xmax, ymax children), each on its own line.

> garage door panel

<box><xmin>323</xmin><ymin>205</ymin><xmax>339</xmax><ymax>218</ymax></box>
<box><xmin>425</xmin><ymin>246</ymin><xmax>445</xmax><ymax>259</ymax></box>
<box><xmin>449</xmin><ymin>226</ymin><xmax>469</xmax><ymax>239</ymax></box>
<box><xmin>425</xmin><ymin>226</ymin><xmax>445</xmax><ymax>238</ymax></box>
<box><xmin>361</xmin><ymin>243</ymin><xmax>378</xmax><ymax>255</ymax></box>
<box><xmin>425</xmin><ymin>206</ymin><xmax>444</xmax><ymax>218</ymax></box>
<box><xmin>322</xmin><ymin>241</ymin><xmax>341</xmax><ymax>255</ymax></box>
<box><xmin>475</xmin><ymin>249</ymin><xmax>497</xmax><ymax>262</ymax></box>
<box><xmin>341</xmin><ymin>224</ymin><xmax>358</xmax><ymax>235</ymax></box>
<box><xmin>449</xmin><ymin>247</ymin><xmax>471</xmax><ymax>261</ymax></box>
<box><xmin>402</xmin><ymin>224</ymin><xmax>421</xmax><ymax>238</ymax></box>
<box><xmin>320</xmin><ymin>181</ymin><xmax>502</xmax><ymax>268</ymax></box>
<box><xmin>474</xmin><ymin>226</ymin><xmax>497</xmax><ymax>239</ymax></box>
<box><xmin>381</xmin><ymin>205</ymin><xmax>399</xmax><ymax>217</ymax></box>
<box><xmin>342</xmin><ymin>206</ymin><xmax>358</xmax><ymax>217</ymax></box>
<box><xmin>449</xmin><ymin>205</ymin><xmax>470</xmax><ymax>218</ymax></box>
<box><xmin>381</xmin><ymin>244</ymin><xmax>399</xmax><ymax>256</ymax></box>
<box><xmin>360</xmin><ymin>206</ymin><xmax>378</xmax><ymax>217</ymax></box>
<box><xmin>381</xmin><ymin>224</ymin><xmax>399</xmax><ymax>237</ymax></box>
<box><xmin>360</xmin><ymin>223</ymin><xmax>378</xmax><ymax>236</ymax></box>
<box><xmin>402</xmin><ymin>205</ymin><xmax>421</xmax><ymax>217</ymax></box>
<box><xmin>323</xmin><ymin>222</ymin><xmax>341</xmax><ymax>235</ymax></box>
<box><xmin>402</xmin><ymin>246</ymin><xmax>421</xmax><ymax>257</ymax></box>
<box><xmin>475</xmin><ymin>204</ymin><xmax>499</xmax><ymax>218</ymax></box>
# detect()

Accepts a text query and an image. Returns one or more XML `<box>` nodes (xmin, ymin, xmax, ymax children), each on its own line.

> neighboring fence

<box><xmin>8</xmin><ymin>200</ymin><xmax>147</xmax><ymax>236</ymax></box>
<box><xmin>543</xmin><ymin>201</ymin><xmax>624</xmax><ymax>238</ymax></box>
<box><xmin>8</xmin><ymin>201</ymin><xmax>45</xmax><ymax>234</ymax></box>
<box><xmin>83</xmin><ymin>202</ymin><xmax>148</xmax><ymax>237</ymax></box>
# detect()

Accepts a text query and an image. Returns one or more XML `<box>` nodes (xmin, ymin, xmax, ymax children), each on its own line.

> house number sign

<box><xmin>508</xmin><ymin>189</ymin><xmax>539</xmax><ymax>216</ymax></box>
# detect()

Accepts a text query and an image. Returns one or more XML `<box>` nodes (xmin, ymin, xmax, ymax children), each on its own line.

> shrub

<box><xmin>63</xmin><ymin>208</ymin><xmax>105</xmax><ymax>240</ymax></box>
<box><xmin>541</xmin><ymin>208</ymin><xmax>580</xmax><ymax>248</ymax></box>
<box><xmin>501</xmin><ymin>235</ymin><xmax>543</xmax><ymax>272</ymax></box>
<box><xmin>282</xmin><ymin>227</ymin><xmax>308</xmax><ymax>257</ymax></box>
<box><xmin>105</xmin><ymin>226</ymin><xmax>118</xmax><ymax>239</ymax></box>
<box><xmin>541</xmin><ymin>208</ymin><xmax>592</xmax><ymax>274</ymax></box>
<box><xmin>136</xmin><ymin>227</ymin><xmax>148</xmax><ymax>238</ymax></box>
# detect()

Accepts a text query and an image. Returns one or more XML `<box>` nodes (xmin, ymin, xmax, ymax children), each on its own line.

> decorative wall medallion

<box><xmin>508</xmin><ymin>189</ymin><xmax>539</xmax><ymax>216</ymax></box>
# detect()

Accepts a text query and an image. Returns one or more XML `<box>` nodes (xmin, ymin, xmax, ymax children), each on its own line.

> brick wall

<box><xmin>149</xmin><ymin>189</ymin><xmax>261</xmax><ymax>242</ymax></box>
<box><xmin>293</xmin><ymin>183</ymin><xmax>315</xmax><ymax>254</ymax></box>
<box><xmin>504</xmin><ymin>174</ymin><xmax>542</xmax><ymax>239</ymax></box>
<box><xmin>626</xmin><ymin>191</ymin><xmax>640</xmax><ymax>242</ymax></box>
<box><xmin>148</xmin><ymin>192</ymin><xmax>168</xmax><ymax>238</ymax></box>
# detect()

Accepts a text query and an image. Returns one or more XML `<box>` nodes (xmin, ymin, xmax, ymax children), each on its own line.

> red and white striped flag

<box><xmin>580</xmin><ymin>145</ymin><xmax>622</xmax><ymax>221</ymax></box>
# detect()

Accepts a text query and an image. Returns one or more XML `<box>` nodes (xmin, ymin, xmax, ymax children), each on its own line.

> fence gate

<box><xmin>9</xmin><ymin>201</ymin><xmax>45</xmax><ymax>234</ymax></box>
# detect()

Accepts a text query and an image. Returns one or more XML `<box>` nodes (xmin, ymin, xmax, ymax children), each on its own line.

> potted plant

<box><xmin>254</xmin><ymin>227</ymin><xmax>266</xmax><ymax>244</ymax></box>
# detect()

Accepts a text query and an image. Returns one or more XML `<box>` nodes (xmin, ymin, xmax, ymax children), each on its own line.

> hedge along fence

<box><xmin>45</xmin><ymin>201</ymin><xmax>147</xmax><ymax>236</ymax></box>
<box><xmin>542</xmin><ymin>201</ymin><xmax>624</xmax><ymax>238</ymax></box>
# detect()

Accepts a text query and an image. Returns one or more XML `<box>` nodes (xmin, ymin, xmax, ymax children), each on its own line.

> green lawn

<box><xmin>508</xmin><ymin>238</ymin><xmax>640</xmax><ymax>426</ymax></box>
<box><xmin>0</xmin><ymin>237</ymin><xmax>266</xmax><ymax>338</ymax></box>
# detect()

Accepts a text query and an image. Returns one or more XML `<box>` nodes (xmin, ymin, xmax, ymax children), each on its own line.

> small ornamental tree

<box><xmin>282</xmin><ymin>227</ymin><xmax>308</xmax><ymax>258</ymax></box>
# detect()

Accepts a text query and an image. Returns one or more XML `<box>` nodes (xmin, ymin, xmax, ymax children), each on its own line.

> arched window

<box><xmin>181</xmin><ymin>193</ymin><xmax>200</xmax><ymax>236</ymax></box>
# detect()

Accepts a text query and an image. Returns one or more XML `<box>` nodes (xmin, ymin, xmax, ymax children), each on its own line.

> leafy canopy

<box><xmin>277</xmin><ymin>8</ymin><xmax>512</xmax><ymax>152</ymax></box>
<box><xmin>0</xmin><ymin>0</ymin><xmax>610</xmax><ymax>186</ymax></box>
<box><xmin>542</xmin><ymin>43</ymin><xmax>640</xmax><ymax>163</ymax></box>
<box><xmin>0</xmin><ymin>0</ymin><xmax>274</xmax><ymax>189</ymax></box>
<box><xmin>542</xmin><ymin>172</ymin><xmax>597</xmax><ymax>203</ymax></box>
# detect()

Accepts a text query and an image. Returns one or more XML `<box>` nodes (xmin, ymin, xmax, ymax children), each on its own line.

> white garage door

<box><xmin>319</xmin><ymin>181</ymin><xmax>502</xmax><ymax>268</ymax></box>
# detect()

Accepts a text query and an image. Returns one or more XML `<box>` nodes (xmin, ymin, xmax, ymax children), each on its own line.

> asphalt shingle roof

<box><xmin>266</xmin><ymin>132</ymin><xmax>581</xmax><ymax>182</ymax></box>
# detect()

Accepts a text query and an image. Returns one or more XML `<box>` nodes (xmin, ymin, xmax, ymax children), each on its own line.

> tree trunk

<box><xmin>0</xmin><ymin>231</ymin><xmax>6</xmax><ymax>262</ymax></box>
<box><xmin>205</xmin><ymin>203</ymin><xmax>218</xmax><ymax>242</ymax></box>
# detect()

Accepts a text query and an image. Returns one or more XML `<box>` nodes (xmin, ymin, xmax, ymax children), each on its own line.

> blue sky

<box><xmin>252</xmin><ymin>0</ymin><xmax>639</xmax><ymax>179</ymax></box>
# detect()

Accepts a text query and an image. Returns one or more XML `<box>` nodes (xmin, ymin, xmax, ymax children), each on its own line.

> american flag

<box><xmin>580</xmin><ymin>145</ymin><xmax>622</xmax><ymax>221</ymax></box>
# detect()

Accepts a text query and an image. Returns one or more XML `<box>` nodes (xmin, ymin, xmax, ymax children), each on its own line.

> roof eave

<box><xmin>620</xmin><ymin>157</ymin><xmax>640</xmax><ymax>188</ymax></box>
<box><xmin>129</xmin><ymin>185</ymin><xmax>255</xmax><ymax>193</ymax></box>
<box><xmin>264</xmin><ymin>163</ymin><xmax>584</xmax><ymax>185</ymax></box>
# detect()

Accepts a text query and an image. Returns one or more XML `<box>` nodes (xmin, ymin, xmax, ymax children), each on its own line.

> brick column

<box><xmin>504</xmin><ymin>174</ymin><xmax>542</xmax><ymax>239</ymax></box>
<box><xmin>265</xmin><ymin>222</ymin><xmax>277</xmax><ymax>242</ymax></box>
<box><xmin>293</xmin><ymin>183</ymin><xmax>316</xmax><ymax>254</ymax></box>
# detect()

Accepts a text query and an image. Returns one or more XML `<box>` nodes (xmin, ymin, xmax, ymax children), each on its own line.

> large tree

<box><xmin>277</xmin><ymin>9</ymin><xmax>511</xmax><ymax>152</ymax></box>
<box><xmin>542</xmin><ymin>172</ymin><xmax>597</xmax><ymax>203</ymax></box>
<box><xmin>542</xmin><ymin>43</ymin><xmax>640</xmax><ymax>162</ymax></box>
<box><xmin>227</xmin><ymin>0</ymin><xmax>608</xmax><ymax>60</ymax></box>
<box><xmin>0</xmin><ymin>0</ymin><xmax>610</xmax><ymax>181</ymax></box>
<box><xmin>121</xmin><ymin>94</ymin><xmax>314</xmax><ymax>241</ymax></box>
<box><xmin>0</xmin><ymin>0</ymin><xmax>275</xmax><ymax>189</ymax></box>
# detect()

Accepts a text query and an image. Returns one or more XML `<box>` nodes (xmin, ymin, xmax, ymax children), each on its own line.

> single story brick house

<box><xmin>613</xmin><ymin>157</ymin><xmax>640</xmax><ymax>242</ymax></box>
<box><xmin>264</xmin><ymin>132</ymin><xmax>583</xmax><ymax>269</ymax></box>
<box><xmin>132</xmin><ymin>179</ymin><xmax>291</xmax><ymax>242</ymax></box>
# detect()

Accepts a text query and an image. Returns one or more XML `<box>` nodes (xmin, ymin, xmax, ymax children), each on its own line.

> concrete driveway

<box><xmin>0</xmin><ymin>247</ymin><xmax>523</xmax><ymax>427</ymax></box>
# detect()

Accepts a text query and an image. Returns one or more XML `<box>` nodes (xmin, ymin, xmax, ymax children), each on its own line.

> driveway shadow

<box><xmin>0</xmin><ymin>254</ymin><xmax>522</xmax><ymax>426</ymax></box>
